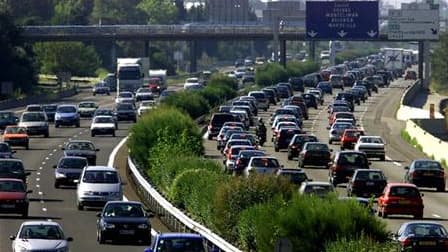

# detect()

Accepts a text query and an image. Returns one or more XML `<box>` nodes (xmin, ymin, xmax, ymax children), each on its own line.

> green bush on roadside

<box><xmin>212</xmin><ymin>175</ymin><xmax>294</xmax><ymax>241</ymax></box>
<box><xmin>286</xmin><ymin>60</ymin><xmax>319</xmax><ymax>77</ymax></box>
<box><xmin>207</xmin><ymin>73</ymin><xmax>239</xmax><ymax>90</ymax></box>
<box><xmin>163</xmin><ymin>91</ymin><xmax>210</xmax><ymax>119</ymax></box>
<box><xmin>128</xmin><ymin>106</ymin><xmax>203</xmax><ymax>167</ymax></box>
<box><xmin>237</xmin><ymin>195</ymin><xmax>389</xmax><ymax>252</ymax></box>
<box><xmin>256</xmin><ymin>61</ymin><xmax>319</xmax><ymax>87</ymax></box>
<box><xmin>325</xmin><ymin>235</ymin><xmax>395</xmax><ymax>252</ymax></box>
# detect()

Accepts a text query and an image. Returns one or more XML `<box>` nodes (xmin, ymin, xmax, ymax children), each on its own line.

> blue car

<box><xmin>55</xmin><ymin>104</ymin><xmax>80</xmax><ymax>128</ymax></box>
<box><xmin>144</xmin><ymin>233</ymin><xmax>215</xmax><ymax>252</ymax></box>
<box><xmin>316</xmin><ymin>81</ymin><xmax>333</xmax><ymax>95</ymax></box>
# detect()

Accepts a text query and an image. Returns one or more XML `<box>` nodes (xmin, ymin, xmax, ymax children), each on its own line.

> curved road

<box><xmin>203</xmin><ymin>77</ymin><xmax>448</xmax><ymax>234</ymax></box>
<box><xmin>0</xmin><ymin>90</ymin><xmax>169</xmax><ymax>252</ymax></box>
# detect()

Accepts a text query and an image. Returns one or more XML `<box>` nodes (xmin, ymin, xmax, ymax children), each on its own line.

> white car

<box><xmin>354</xmin><ymin>135</ymin><xmax>386</xmax><ymax>161</ymax></box>
<box><xmin>78</xmin><ymin>101</ymin><xmax>98</xmax><ymax>117</ymax></box>
<box><xmin>138</xmin><ymin>100</ymin><xmax>156</xmax><ymax>116</ymax></box>
<box><xmin>135</xmin><ymin>87</ymin><xmax>154</xmax><ymax>101</ymax></box>
<box><xmin>90</xmin><ymin>115</ymin><xmax>116</xmax><ymax>137</ymax></box>
<box><xmin>184</xmin><ymin>77</ymin><xmax>200</xmax><ymax>89</ymax></box>
<box><xmin>76</xmin><ymin>166</ymin><xmax>123</xmax><ymax>210</ymax></box>
<box><xmin>244</xmin><ymin>156</ymin><xmax>281</xmax><ymax>177</ymax></box>
<box><xmin>10</xmin><ymin>221</ymin><xmax>73</xmax><ymax>252</ymax></box>
<box><xmin>299</xmin><ymin>181</ymin><xmax>335</xmax><ymax>197</ymax></box>
<box><xmin>115</xmin><ymin>91</ymin><xmax>135</xmax><ymax>104</ymax></box>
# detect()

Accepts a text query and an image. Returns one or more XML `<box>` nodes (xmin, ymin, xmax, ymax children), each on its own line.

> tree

<box><xmin>2</xmin><ymin>0</ymin><xmax>54</xmax><ymax>25</ymax></box>
<box><xmin>90</xmin><ymin>0</ymin><xmax>146</xmax><ymax>25</ymax></box>
<box><xmin>137</xmin><ymin>0</ymin><xmax>178</xmax><ymax>24</ymax></box>
<box><xmin>34</xmin><ymin>42</ymin><xmax>102</xmax><ymax>76</ymax></box>
<box><xmin>0</xmin><ymin>7</ymin><xmax>38</xmax><ymax>95</ymax></box>
<box><xmin>51</xmin><ymin>0</ymin><xmax>93</xmax><ymax>25</ymax></box>
<box><xmin>432</xmin><ymin>33</ymin><xmax>448</xmax><ymax>93</ymax></box>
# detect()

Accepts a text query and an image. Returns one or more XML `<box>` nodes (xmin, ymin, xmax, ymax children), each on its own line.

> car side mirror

<box><xmin>66</xmin><ymin>237</ymin><xmax>74</xmax><ymax>242</ymax></box>
<box><xmin>9</xmin><ymin>235</ymin><xmax>15</xmax><ymax>240</ymax></box>
<box><xmin>26</xmin><ymin>190</ymin><xmax>33</xmax><ymax>194</ymax></box>
<box><xmin>146</xmin><ymin>211</ymin><xmax>155</xmax><ymax>218</ymax></box>
<box><xmin>144</xmin><ymin>248</ymin><xmax>153</xmax><ymax>252</ymax></box>
<box><xmin>404</xmin><ymin>166</ymin><xmax>409</xmax><ymax>170</ymax></box>
<box><xmin>326</xmin><ymin>126</ymin><xmax>330</xmax><ymax>130</ymax></box>
<box><xmin>95</xmin><ymin>148</ymin><xmax>100</xmax><ymax>151</ymax></box>
<box><xmin>368</xmin><ymin>162</ymin><xmax>372</xmax><ymax>165</ymax></box>
<box><xmin>73</xmin><ymin>179</ymin><xmax>79</xmax><ymax>184</ymax></box>
<box><xmin>330</xmin><ymin>149</ymin><xmax>333</xmax><ymax>152</ymax></box>
<box><xmin>53</xmin><ymin>165</ymin><xmax>57</xmax><ymax>169</ymax></box>
<box><xmin>421</xmin><ymin>193</ymin><xmax>424</xmax><ymax>197</ymax></box>
<box><xmin>308</xmin><ymin>178</ymin><xmax>313</xmax><ymax>181</ymax></box>
<box><xmin>12</xmin><ymin>150</ymin><xmax>16</xmax><ymax>154</ymax></box>
<box><xmin>280</xmin><ymin>165</ymin><xmax>284</xmax><ymax>168</ymax></box>
<box><xmin>61</xmin><ymin>147</ymin><xmax>65</xmax><ymax>150</ymax></box>
<box><xmin>25</xmin><ymin>172</ymin><xmax>31</xmax><ymax>176</ymax></box>
<box><xmin>96</xmin><ymin>212</ymin><xmax>101</xmax><ymax>217</ymax></box>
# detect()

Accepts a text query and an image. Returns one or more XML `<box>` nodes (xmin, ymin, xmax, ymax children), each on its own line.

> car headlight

<box><xmin>55</xmin><ymin>171</ymin><xmax>66</xmax><ymax>178</ymax></box>
<box><xmin>103</xmin><ymin>222</ymin><xmax>115</xmax><ymax>229</ymax></box>
<box><xmin>137</xmin><ymin>223</ymin><xmax>149</xmax><ymax>229</ymax></box>
<box><xmin>16</xmin><ymin>246</ymin><xmax>28</xmax><ymax>252</ymax></box>
<box><xmin>3</xmin><ymin>137</ymin><xmax>9</xmax><ymax>141</ymax></box>
<box><xmin>110</xmin><ymin>192</ymin><xmax>122</xmax><ymax>199</ymax></box>
<box><xmin>83</xmin><ymin>191</ymin><xmax>94</xmax><ymax>196</ymax></box>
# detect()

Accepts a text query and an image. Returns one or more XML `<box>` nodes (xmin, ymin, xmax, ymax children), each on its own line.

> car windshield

<box><xmin>138</xmin><ymin>88</ymin><xmax>151</xmax><ymax>93</ymax></box>
<box><xmin>405</xmin><ymin>224</ymin><xmax>448</xmax><ymax>237</ymax></box>
<box><xmin>67</xmin><ymin>142</ymin><xmax>95</xmax><ymax>151</ymax></box>
<box><xmin>19</xmin><ymin>225</ymin><xmax>64</xmax><ymax>240</ymax></box>
<box><xmin>360</xmin><ymin>137</ymin><xmax>383</xmax><ymax>144</ymax></box>
<box><xmin>96</xmin><ymin>110</ymin><xmax>114</xmax><ymax>116</ymax></box>
<box><xmin>57</xmin><ymin>106</ymin><xmax>76</xmax><ymax>113</ymax></box>
<box><xmin>94</xmin><ymin>117</ymin><xmax>114</xmax><ymax>123</ymax></box>
<box><xmin>58</xmin><ymin>158</ymin><xmax>87</xmax><ymax>169</ymax></box>
<box><xmin>227</xmin><ymin>140</ymin><xmax>251</xmax><ymax>148</ymax></box>
<box><xmin>103</xmin><ymin>203</ymin><xmax>144</xmax><ymax>217</ymax></box>
<box><xmin>0</xmin><ymin>144</ymin><xmax>10</xmax><ymax>152</ymax></box>
<box><xmin>155</xmin><ymin>237</ymin><xmax>205</xmax><ymax>252</ymax></box>
<box><xmin>355</xmin><ymin>171</ymin><xmax>385</xmax><ymax>181</ymax></box>
<box><xmin>117</xmin><ymin>103</ymin><xmax>134</xmax><ymax>110</ymax></box>
<box><xmin>82</xmin><ymin>170</ymin><xmax>119</xmax><ymax>183</ymax></box>
<box><xmin>0</xmin><ymin>161</ymin><xmax>24</xmax><ymax>174</ymax></box>
<box><xmin>119</xmin><ymin>92</ymin><xmax>133</xmax><ymax>98</ymax></box>
<box><xmin>338</xmin><ymin>153</ymin><xmax>368</xmax><ymax>166</ymax></box>
<box><xmin>0</xmin><ymin>180</ymin><xmax>25</xmax><ymax>192</ymax></box>
<box><xmin>294</xmin><ymin>135</ymin><xmax>318</xmax><ymax>144</ymax></box>
<box><xmin>414</xmin><ymin>161</ymin><xmax>442</xmax><ymax>170</ymax></box>
<box><xmin>239</xmin><ymin>151</ymin><xmax>265</xmax><ymax>159</ymax></box>
<box><xmin>333</xmin><ymin>123</ymin><xmax>353</xmax><ymax>130</ymax></box>
<box><xmin>22</xmin><ymin>113</ymin><xmax>45</xmax><ymax>122</ymax></box>
<box><xmin>43</xmin><ymin>105</ymin><xmax>57</xmax><ymax>112</ymax></box>
<box><xmin>27</xmin><ymin>106</ymin><xmax>41</xmax><ymax>111</ymax></box>
<box><xmin>0</xmin><ymin>112</ymin><xmax>13</xmax><ymax>119</ymax></box>
<box><xmin>280</xmin><ymin>172</ymin><xmax>308</xmax><ymax>184</ymax></box>
<box><xmin>306</xmin><ymin>144</ymin><xmax>328</xmax><ymax>151</ymax></box>
<box><xmin>251</xmin><ymin>158</ymin><xmax>279</xmax><ymax>168</ymax></box>
<box><xmin>79</xmin><ymin>103</ymin><xmax>96</xmax><ymax>108</ymax></box>
<box><xmin>4</xmin><ymin>127</ymin><xmax>26</xmax><ymax>134</ymax></box>
<box><xmin>231</xmin><ymin>146</ymin><xmax>254</xmax><ymax>155</ymax></box>
<box><xmin>304</xmin><ymin>184</ymin><xmax>333</xmax><ymax>195</ymax></box>
<box><xmin>389</xmin><ymin>186</ymin><xmax>420</xmax><ymax>197</ymax></box>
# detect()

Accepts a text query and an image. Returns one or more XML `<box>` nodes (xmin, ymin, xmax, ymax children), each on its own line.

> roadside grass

<box><xmin>400</xmin><ymin>129</ymin><xmax>423</xmax><ymax>152</ymax></box>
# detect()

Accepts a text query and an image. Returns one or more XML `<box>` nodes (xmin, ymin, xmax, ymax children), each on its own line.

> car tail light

<box><xmin>401</xmin><ymin>238</ymin><xmax>412</xmax><ymax>247</ymax></box>
<box><xmin>411</xmin><ymin>171</ymin><xmax>418</xmax><ymax>179</ymax></box>
<box><xmin>334</xmin><ymin>164</ymin><xmax>343</xmax><ymax>172</ymax></box>
<box><xmin>353</xmin><ymin>181</ymin><xmax>363</xmax><ymax>187</ymax></box>
<box><xmin>438</xmin><ymin>171</ymin><xmax>445</xmax><ymax>178</ymax></box>
<box><xmin>208</xmin><ymin>124</ymin><xmax>212</xmax><ymax>130</ymax></box>
<box><xmin>236</xmin><ymin>159</ymin><xmax>241</xmax><ymax>167</ymax></box>
<box><xmin>291</xmin><ymin>145</ymin><xmax>297</xmax><ymax>149</ymax></box>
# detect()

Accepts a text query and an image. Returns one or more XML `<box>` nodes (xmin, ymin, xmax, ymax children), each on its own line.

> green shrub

<box><xmin>238</xmin><ymin>195</ymin><xmax>389</xmax><ymax>252</ymax></box>
<box><xmin>208</xmin><ymin>73</ymin><xmax>239</xmax><ymax>90</ymax></box>
<box><xmin>325</xmin><ymin>235</ymin><xmax>395</xmax><ymax>252</ymax></box>
<box><xmin>170</xmin><ymin>169</ymin><xmax>227</xmax><ymax>225</ymax></box>
<box><xmin>200</xmin><ymin>84</ymin><xmax>237</xmax><ymax>108</ymax></box>
<box><xmin>255</xmin><ymin>70</ymin><xmax>274</xmax><ymax>86</ymax></box>
<box><xmin>163</xmin><ymin>91</ymin><xmax>210</xmax><ymax>119</ymax></box>
<box><xmin>255</xmin><ymin>63</ymin><xmax>288</xmax><ymax>87</ymax></box>
<box><xmin>286</xmin><ymin>60</ymin><xmax>319</xmax><ymax>77</ymax></box>
<box><xmin>128</xmin><ymin>106</ymin><xmax>203</xmax><ymax>167</ymax></box>
<box><xmin>212</xmin><ymin>175</ymin><xmax>294</xmax><ymax>241</ymax></box>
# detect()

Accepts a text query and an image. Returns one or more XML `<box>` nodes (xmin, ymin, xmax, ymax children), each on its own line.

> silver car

<box><xmin>328</xmin><ymin>122</ymin><xmax>355</xmax><ymax>144</ymax></box>
<box><xmin>18</xmin><ymin>112</ymin><xmax>49</xmax><ymax>138</ymax></box>
<box><xmin>244</xmin><ymin>156</ymin><xmax>281</xmax><ymax>177</ymax></box>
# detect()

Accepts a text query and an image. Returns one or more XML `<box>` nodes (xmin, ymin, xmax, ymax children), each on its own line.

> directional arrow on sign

<box><xmin>367</xmin><ymin>30</ymin><xmax>377</xmax><ymax>37</ymax></box>
<box><xmin>431</xmin><ymin>28</ymin><xmax>438</xmax><ymax>35</ymax></box>
<box><xmin>308</xmin><ymin>30</ymin><xmax>318</xmax><ymax>38</ymax></box>
<box><xmin>337</xmin><ymin>30</ymin><xmax>348</xmax><ymax>38</ymax></box>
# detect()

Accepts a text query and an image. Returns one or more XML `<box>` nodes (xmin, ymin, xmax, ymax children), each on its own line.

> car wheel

<box><xmin>437</xmin><ymin>185</ymin><xmax>445</xmax><ymax>192</ymax></box>
<box><xmin>77</xmin><ymin>201</ymin><xmax>83</xmax><ymax>211</ymax></box>
<box><xmin>274</xmin><ymin>146</ymin><xmax>279</xmax><ymax>152</ymax></box>
<box><xmin>91</xmin><ymin>132</ymin><xmax>95</xmax><ymax>137</ymax></box>
<box><xmin>133</xmin><ymin>118</ymin><xmax>137</xmax><ymax>123</ymax></box>
<box><xmin>97</xmin><ymin>230</ymin><xmax>105</xmax><ymax>244</ymax></box>
<box><xmin>44</xmin><ymin>132</ymin><xmax>49</xmax><ymax>138</ymax></box>
<box><xmin>380</xmin><ymin>155</ymin><xmax>385</xmax><ymax>161</ymax></box>
<box><xmin>264</xmin><ymin>108</ymin><xmax>268</xmax><ymax>112</ymax></box>
<box><xmin>54</xmin><ymin>182</ymin><xmax>59</xmax><ymax>188</ymax></box>
<box><xmin>330</xmin><ymin>177</ymin><xmax>338</xmax><ymax>186</ymax></box>
<box><xmin>112</xmin><ymin>131</ymin><xmax>115</xmax><ymax>137</ymax></box>
<box><xmin>25</xmin><ymin>143</ymin><xmax>29</xmax><ymax>150</ymax></box>
<box><xmin>55</xmin><ymin>123</ymin><xmax>59</xmax><ymax>128</ymax></box>
<box><xmin>298</xmin><ymin>160</ymin><xmax>304</xmax><ymax>168</ymax></box>
<box><xmin>107</xmin><ymin>92</ymin><xmax>110</xmax><ymax>96</ymax></box>
<box><xmin>329</xmin><ymin>139</ymin><xmax>332</xmax><ymax>144</ymax></box>
<box><xmin>76</xmin><ymin>122</ymin><xmax>80</xmax><ymax>128</ymax></box>
<box><xmin>382</xmin><ymin>209</ymin><xmax>388</xmax><ymax>218</ymax></box>
<box><xmin>414</xmin><ymin>212</ymin><xmax>423</xmax><ymax>219</ymax></box>
<box><xmin>340</xmin><ymin>146</ymin><xmax>345</xmax><ymax>150</ymax></box>
<box><xmin>208</xmin><ymin>134</ymin><xmax>213</xmax><ymax>140</ymax></box>
<box><xmin>377</xmin><ymin>207</ymin><xmax>383</xmax><ymax>217</ymax></box>
<box><xmin>287</xmin><ymin>153</ymin><xmax>292</xmax><ymax>160</ymax></box>
<box><xmin>93</xmin><ymin>93</ymin><xmax>96</xmax><ymax>96</ymax></box>
<box><xmin>22</xmin><ymin>208</ymin><xmax>28</xmax><ymax>218</ymax></box>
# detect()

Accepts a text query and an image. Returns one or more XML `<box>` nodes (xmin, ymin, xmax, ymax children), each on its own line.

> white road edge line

<box><xmin>107</xmin><ymin>136</ymin><xmax>158</xmax><ymax>237</ymax></box>
<box><xmin>432</xmin><ymin>214</ymin><xmax>442</xmax><ymax>218</ymax></box>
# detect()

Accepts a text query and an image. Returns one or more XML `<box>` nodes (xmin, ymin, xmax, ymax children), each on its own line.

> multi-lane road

<box><xmin>0</xmin><ymin>90</ymin><xmax>169</xmax><ymax>252</ymax></box>
<box><xmin>203</xmin><ymin>76</ymin><xmax>448</xmax><ymax>234</ymax></box>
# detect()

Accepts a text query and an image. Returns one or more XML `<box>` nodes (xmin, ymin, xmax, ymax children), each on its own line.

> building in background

<box><xmin>208</xmin><ymin>0</ymin><xmax>249</xmax><ymax>24</ymax></box>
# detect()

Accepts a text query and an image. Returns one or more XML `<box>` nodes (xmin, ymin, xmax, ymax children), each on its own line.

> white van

<box><xmin>75</xmin><ymin>166</ymin><xmax>123</xmax><ymax>210</ymax></box>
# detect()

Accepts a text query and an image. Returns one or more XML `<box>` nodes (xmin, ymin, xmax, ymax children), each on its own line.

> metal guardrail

<box><xmin>0</xmin><ymin>87</ymin><xmax>78</xmax><ymax>110</ymax></box>
<box><xmin>126</xmin><ymin>155</ymin><xmax>242</xmax><ymax>252</ymax></box>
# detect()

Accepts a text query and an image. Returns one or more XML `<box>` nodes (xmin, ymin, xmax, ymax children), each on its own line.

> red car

<box><xmin>0</xmin><ymin>178</ymin><xmax>31</xmax><ymax>217</ymax></box>
<box><xmin>340</xmin><ymin>129</ymin><xmax>365</xmax><ymax>150</ymax></box>
<box><xmin>377</xmin><ymin>183</ymin><xmax>424</xmax><ymax>219</ymax></box>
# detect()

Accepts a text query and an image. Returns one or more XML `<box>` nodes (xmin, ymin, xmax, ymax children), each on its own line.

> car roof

<box><xmin>387</xmin><ymin>183</ymin><xmax>418</xmax><ymax>188</ymax></box>
<box><xmin>0</xmin><ymin>178</ymin><xmax>24</xmax><ymax>182</ymax></box>
<box><xmin>94</xmin><ymin>115</ymin><xmax>113</xmax><ymax>119</ymax></box>
<box><xmin>105</xmin><ymin>200</ymin><xmax>142</xmax><ymax>205</ymax></box>
<box><xmin>303</xmin><ymin>181</ymin><xmax>331</xmax><ymax>186</ymax></box>
<box><xmin>0</xmin><ymin>158</ymin><xmax>22</xmax><ymax>163</ymax></box>
<box><xmin>359</xmin><ymin>135</ymin><xmax>382</xmax><ymax>139</ymax></box>
<box><xmin>21</xmin><ymin>221</ymin><xmax>61</xmax><ymax>226</ymax></box>
<box><xmin>84</xmin><ymin>166</ymin><xmax>116</xmax><ymax>171</ymax></box>
<box><xmin>59</xmin><ymin>156</ymin><xmax>87</xmax><ymax>160</ymax></box>
<box><xmin>278</xmin><ymin>168</ymin><xmax>305</xmax><ymax>173</ymax></box>
<box><xmin>158</xmin><ymin>233</ymin><xmax>203</xmax><ymax>239</ymax></box>
<box><xmin>400</xmin><ymin>221</ymin><xmax>445</xmax><ymax>226</ymax></box>
<box><xmin>67</xmin><ymin>140</ymin><xmax>94</xmax><ymax>144</ymax></box>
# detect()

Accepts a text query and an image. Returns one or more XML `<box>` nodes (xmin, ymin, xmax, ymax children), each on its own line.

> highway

<box><xmin>202</xmin><ymin>76</ymin><xmax>448</xmax><ymax>235</ymax></box>
<box><xmin>0</xmin><ymin>89</ymin><xmax>169</xmax><ymax>252</ymax></box>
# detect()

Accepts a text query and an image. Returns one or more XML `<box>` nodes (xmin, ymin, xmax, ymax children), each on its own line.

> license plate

<box><xmin>119</xmin><ymin>230</ymin><xmax>135</xmax><ymax>235</ymax></box>
<box><xmin>399</xmin><ymin>200</ymin><xmax>410</xmax><ymax>204</ymax></box>
<box><xmin>419</xmin><ymin>241</ymin><xmax>436</xmax><ymax>246</ymax></box>
<box><xmin>423</xmin><ymin>173</ymin><xmax>433</xmax><ymax>176</ymax></box>
<box><xmin>366</xmin><ymin>182</ymin><xmax>375</xmax><ymax>186</ymax></box>
<box><xmin>1</xmin><ymin>204</ymin><xmax>15</xmax><ymax>208</ymax></box>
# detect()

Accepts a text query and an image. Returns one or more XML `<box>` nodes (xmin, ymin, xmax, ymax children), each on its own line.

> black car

<box><xmin>347</xmin><ymin>169</ymin><xmax>387</xmax><ymax>198</ymax></box>
<box><xmin>42</xmin><ymin>104</ymin><xmax>57</xmax><ymax>122</ymax></box>
<box><xmin>328</xmin><ymin>151</ymin><xmax>370</xmax><ymax>186</ymax></box>
<box><xmin>298</xmin><ymin>142</ymin><xmax>332</xmax><ymax>168</ymax></box>
<box><xmin>0</xmin><ymin>143</ymin><xmax>15</xmax><ymax>159</ymax></box>
<box><xmin>287</xmin><ymin>134</ymin><xmax>319</xmax><ymax>160</ymax></box>
<box><xmin>276</xmin><ymin>85</ymin><xmax>292</xmax><ymax>99</ymax></box>
<box><xmin>335</xmin><ymin>92</ymin><xmax>355</xmax><ymax>111</ymax></box>
<box><xmin>97</xmin><ymin>201</ymin><xmax>152</xmax><ymax>244</ymax></box>
<box><xmin>0</xmin><ymin>111</ymin><xmax>18</xmax><ymax>130</ymax></box>
<box><xmin>288</xmin><ymin>77</ymin><xmax>305</xmax><ymax>92</ymax></box>
<box><xmin>301</xmin><ymin>93</ymin><xmax>318</xmax><ymax>109</ymax></box>
<box><xmin>394</xmin><ymin>221</ymin><xmax>448</xmax><ymax>252</ymax></box>
<box><xmin>53</xmin><ymin>156</ymin><xmax>88</xmax><ymax>188</ymax></box>
<box><xmin>0</xmin><ymin>159</ymin><xmax>30</xmax><ymax>183</ymax></box>
<box><xmin>62</xmin><ymin>140</ymin><xmax>99</xmax><ymax>165</ymax></box>
<box><xmin>404</xmin><ymin>159</ymin><xmax>446</xmax><ymax>192</ymax></box>
<box><xmin>93</xmin><ymin>83</ymin><xmax>111</xmax><ymax>96</ymax></box>
<box><xmin>276</xmin><ymin>168</ymin><xmax>310</xmax><ymax>186</ymax></box>
<box><xmin>274</xmin><ymin>128</ymin><xmax>302</xmax><ymax>152</ymax></box>
<box><xmin>115</xmin><ymin>103</ymin><xmax>137</xmax><ymax>123</ymax></box>
<box><xmin>262</xmin><ymin>88</ymin><xmax>277</xmax><ymax>105</ymax></box>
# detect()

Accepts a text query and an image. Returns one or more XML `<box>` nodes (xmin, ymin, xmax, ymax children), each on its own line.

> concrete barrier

<box><xmin>0</xmin><ymin>88</ymin><xmax>77</xmax><ymax>111</ymax></box>
<box><xmin>405</xmin><ymin>119</ymin><xmax>448</xmax><ymax>163</ymax></box>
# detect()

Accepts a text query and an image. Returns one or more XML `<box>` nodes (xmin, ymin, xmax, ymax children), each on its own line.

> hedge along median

<box><xmin>255</xmin><ymin>61</ymin><xmax>320</xmax><ymax>87</ymax></box>
<box><xmin>128</xmin><ymin>68</ymin><xmax>390</xmax><ymax>251</ymax></box>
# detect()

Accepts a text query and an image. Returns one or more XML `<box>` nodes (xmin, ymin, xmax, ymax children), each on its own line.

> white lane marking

<box><xmin>37</xmin><ymin>172</ymin><xmax>40</xmax><ymax>175</ymax></box>
<box><xmin>38</xmin><ymin>191</ymin><xmax>43</xmax><ymax>195</ymax></box>
<box><xmin>49</xmin><ymin>153</ymin><xmax>53</xmax><ymax>156</ymax></box>
<box><xmin>73</xmin><ymin>135</ymin><xmax>78</xmax><ymax>138</ymax></box>
<box><xmin>433</xmin><ymin>214</ymin><xmax>442</xmax><ymax>218</ymax></box>
<box><xmin>39</xmin><ymin>167</ymin><xmax>43</xmax><ymax>170</ymax></box>
<box><xmin>53</xmin><ymin>149</ymin><xmax>57</xmax><ymax>152</ymax></box>
<box><xmin>36</xmin><ymin>178</ymin><xmax>40</xmax><ymax>181</ymax></box>
<box><xmin>79</xmin><ymin>132</ymin><xmax>83</xmax><ymax>135</ymax></box>
<box><xmin>36</xmin><ymin>185</ymin><xmax>40</xmax><ymax>188</ymax></box>
<box><xmin>42</xmin><ymin>162</ymin><xmax>46</xmax><ymax>165</ymax></box>
<box><xmin>58</xmin><ymin>145</ymin><xmax>63</xmax><ymax>148</ymax></box>
<box><xmin>42</xmin><ymin>208</ymin><xmax>47</xmax><ymax>212</ymax></box>
<box><xmin>45</xmin><ymin>157</ymin><xmax>49</xmax><ymax>160</ymax></box>
<box><xmin>68</xmin><ymin>138</ymin><xmax>72</xmax><ymax>141</ymax></box>
<box><xmin>41</xmin><ymin>200</ymin><xmax>45</xmax><ymax>204</ymax></box>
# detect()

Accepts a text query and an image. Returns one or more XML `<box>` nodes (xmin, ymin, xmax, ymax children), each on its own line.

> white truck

<box><xmin>147</xmin><ymin>69</ymin><xmax>167</xmax><ymax>94</ymax></box>
<box><xmin>382</xmin><ymin>48</ymin><xmax>404</xmax><ymax>76</ymax></box>
<box><xmin>116</xmin><ymin>58</ymin><xmax>149</xmax><ymax>93</ymax></box>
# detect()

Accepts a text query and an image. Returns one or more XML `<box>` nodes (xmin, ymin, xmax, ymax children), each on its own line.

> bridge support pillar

<box><xmin>423</xmin><ymin>40</ymin><xmax>431</xmax><ymax>89</ymax></box>
<box><xmin>144</xmin><ymin>41</ymin><xmax>150</xmax><ymax>58</ymax></box>
<box><xmin>111</xmin><ymin>41</ymin><xmax>117</xmax><ymax>72</ymax></box>
<box><xmin>280</xmin><ymin>39</ymin><xmax>287</xmax><ymax>67</ymax></box>
<box><xmin>309</xmin><ymin>41</ymin><xmax>316</xmax><ymax>62</ymax></box>
<box><xmin>418</xmin><ymin>41</ymin><xmax>424</xmax><ymax>82</ymax></box>
<box><xmin>189</xmin><ymin>40</ymin><xmax>197</xmax><ymax>73</ymax></box>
